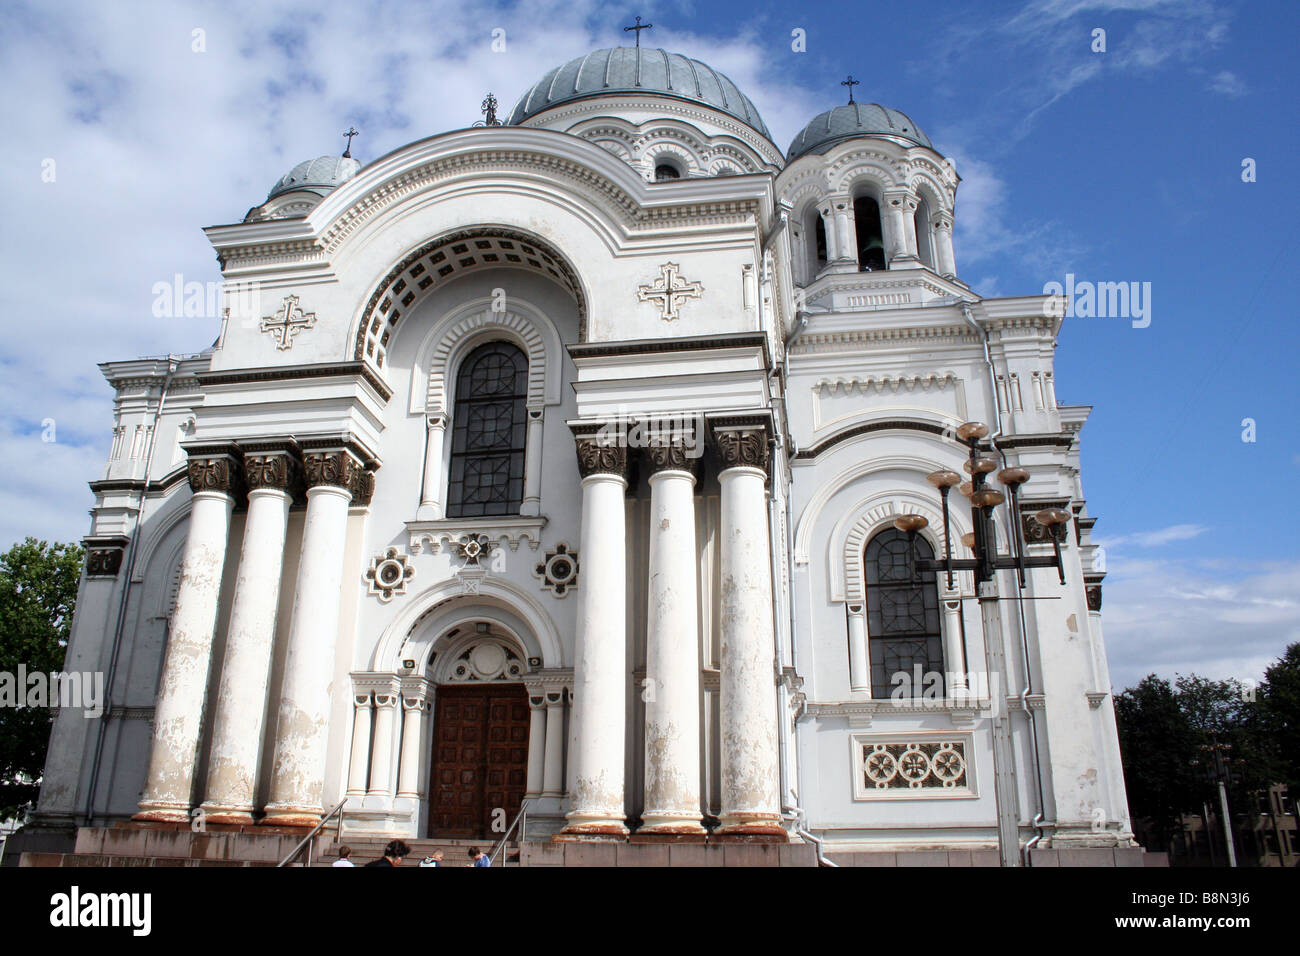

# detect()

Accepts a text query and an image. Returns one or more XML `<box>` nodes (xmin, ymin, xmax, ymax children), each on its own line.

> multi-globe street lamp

<box><xmin>890</xmin><ymin>420</ymin><xmax>1071</xmax><ymax>867</ymax></box>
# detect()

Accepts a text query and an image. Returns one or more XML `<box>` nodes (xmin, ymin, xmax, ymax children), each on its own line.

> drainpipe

<box><xmin>86</xmin><ymin>355</ymin><xmax>180</xmax><ymax>823</ymax></box>
<box><xmin>958</xmin><ymin>302</ymin><xmax>1048</xmax><ymax>864</ymax></box>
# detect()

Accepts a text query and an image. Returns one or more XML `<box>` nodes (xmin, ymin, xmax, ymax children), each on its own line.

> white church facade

<box><xmin>35</xmin><ymin>44</ymin><xmax>1136</xmax><ymax>861</ymax></box>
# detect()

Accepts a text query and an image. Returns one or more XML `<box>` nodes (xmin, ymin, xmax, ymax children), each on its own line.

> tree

<box><xmin>1258</xmin><ymin>642</ymin><xmax>1300</xmax><ymax>793</ymax></box>
<box><xmin>1115</xmin><ymin>674</ymin><xmax>1198</xmax><ymax>848</ymax></box>
<box><xmin>0</xmin><ymin>538</ymin><xmax>84</xmax><ymax>821</ymax></box>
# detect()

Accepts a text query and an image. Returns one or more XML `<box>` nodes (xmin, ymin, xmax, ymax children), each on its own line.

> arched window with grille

<box><xmin>446</xmin><ymin>340</ymin><xmax>528</xmax><ymax>518</ymax></box>
<box><xmin>864</xmin><ymin>527</ymin><xmax>944</xmax><ymax>698</ymax></box>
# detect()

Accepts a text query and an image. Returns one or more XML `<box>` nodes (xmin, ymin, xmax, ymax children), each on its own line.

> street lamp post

<box><xmin>893</xmin><ymin>420</ymin><xmax>1069</xmax><ymax>868</ymax></box>
<box><xmin>1193</xmin><ymin>736</ymin><xmax>1239</xmax><ymax>867</ymax></box>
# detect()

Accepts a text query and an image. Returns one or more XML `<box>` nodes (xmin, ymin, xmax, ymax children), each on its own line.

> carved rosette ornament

<box><xmin>714</xmin><ymin>427</ymin><xmax>770</xmax><ymax>474</ymax></box>
<box><xmin>574</xmin><ymin>438</ymin><xmax>629</xmax><ymax>480</ymax></box>
<box><xmin>365</xmin><ymin>547</ymin><xmax>415</xmax><ymax>603</ymax></box>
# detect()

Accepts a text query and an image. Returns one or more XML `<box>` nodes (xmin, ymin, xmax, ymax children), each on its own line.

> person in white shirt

<box><xmin>332</xmin><ymin>846</ymin><xmax>355</xmax><ymax>867</ymax></box>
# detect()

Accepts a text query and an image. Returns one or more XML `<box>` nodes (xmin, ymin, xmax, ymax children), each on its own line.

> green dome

<box><xmin>787</xmin><ymin>103</ymin><xmax>933</xmax><ymax>161</ymax></box>
<box><xmin>267</xmin><ymin>154</ymin><xmax>362</xmax><ymax>200</ymax></box>
<box><xmin>508</xmin><ymin>47</ymin><xmax>771</xmax><ymax>140</ymax></box>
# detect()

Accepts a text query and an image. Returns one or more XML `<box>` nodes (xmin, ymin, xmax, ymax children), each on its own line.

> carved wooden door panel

<box><xmin>429</xmin><ymin>683</ymin><xmax>529</xmax><ymax>838</ymax></box>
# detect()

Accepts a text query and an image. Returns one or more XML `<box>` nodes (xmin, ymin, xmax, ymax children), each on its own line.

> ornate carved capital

<box><xmin>243</xmin><ymin>450</ymin><xmax>302</xmax><ymax>495</ymax></box>
<box><xmin>187</xmin><ymin>454</ymin><xmax>241</xmax><ymax>496</ymax></box>
<box><xmin>302</xmin><ymin>450</ymin><xmax>363</xmax><ymax>492</ymax></box>
<box><xmin>351</xmin><ymin>467</ymin><xmax>378</xmax><ymax>507</ymax></box>
<box><xmin>574</xmin><ymin>438</ymin><xmax>629</xmax><ymax>480</ymax></box>
<box><xmin>86</xmin><ymin>547</ymin><xmax>125</xmax><ymax>577</ymax></box>
<box><xmin>714</xmin><ymin>426</ymin><xmax>770</xmax><ymax>474</ymax></box>
<box><xmin>1086</xmin><ymin>584</ymin><xmax>1102</xmax><ymax>612</ymax></box>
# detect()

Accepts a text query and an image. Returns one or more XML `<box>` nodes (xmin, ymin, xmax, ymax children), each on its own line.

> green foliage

<box><xmin>1115</xmin><ymin>675</ymin><xmax>1197</xmax><ymax>845</ymax></box>
<box><xmin>1117</xmin><ymin>649</ymin><xmax>1298</xmax><ymax>850</ymax></box>
<box><xmin>1258</xmin><ymin>642</ymin><xmax>1300</xmax><ymax>792</ymax></box>
<box><xmin>0</xmin><ymin>538</ymin><xmax>84</xmax><ymax>820</ymax></box>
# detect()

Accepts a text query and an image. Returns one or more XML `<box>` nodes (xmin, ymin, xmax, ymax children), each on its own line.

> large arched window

<box><xmin>446</xmin><ymin>341</ymin><xmax>528</xmax><ymax>518</ymax></box>
<box><xmin>864</xmin><ymin>528</ymin><xmax>944</xmax><ymax>698</ymax></box>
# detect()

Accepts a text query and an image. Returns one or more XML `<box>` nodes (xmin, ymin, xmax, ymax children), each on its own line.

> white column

<box><xmin>562</xmin><ymin>435</ymin><xmax>629</xmax><ymax>836</ymax></box>
<box><xmin>817</xmin><ymin>201</ymin><xmax>839</xmax><ymax>261</ymax></box>
<box><xmin>641</xmin><ymin>439</ymin><xmax>705</xmax><ymax>834</ymax></box>
<box><xmin>542</xmin><ymin>689</ymin><xmax>566</xmax><ymax>797</ymax></box>
<box><xmin>834</xmin><ymin>199</ymin><xmax>854</xmax><ymax>262</ymax></box>
<box><xmin>714</xmin><ymin>428</ymin><xmax>784</xmax><ymax>837</ymax></box>
<box><xmin>367</xmin><ymin>691</ymin><xmax>399</xmax><ymax>797</ymax></box>
<box><xmin>135</xmin><ymin>452</ymin><xmax>237</xmax><ymax>822</ymax></box>
<box><xmin>942</xmin><ymin>588</ymin><xmax>968</xmax><ymax>692</ymax></box>
<box><xmin>346</xmin><ymin>691</ymin><xmax>373</xmax><ymax>796</ymax></box>
<box><xmin>416</xmin><ymin>413</ymin><xmax>446</xmax><ymax>520</ymax></box>
<box><xmin>525</xmin><ymin>693</ymin><xmax>547</xmax><ymax>800</ymax></box>
<box><xmin>847</xmin><ymin>605</ymin><xmax>870</xmax><ymax>694</ymax></box>
<box><xmin>200</xmin><ymin>451</ymin><xmax>296</xmax><ymax>824</ymax></box>
<box><xmin>396</xmin><ymin>693</ymin><xmax>426</xmax><ymax>799</ymax></box>
<box><xmin>262</xmin><ymin>449</ymin><xmax>363</xmax><ymax>827</ymax></box>
<box><xmin>935</xmin><ymin>214</ymin><xmax>957</xmax><ymax>277</ymax></box>
<box><xmin>521</xmin><ymin>408</ymin><xmax>544</xmax><ymax>516</ymax></box>
<box><xmin>884</xmin><ymin>193</ymin><xmax>909</xmax><ymax>264</ymax></box>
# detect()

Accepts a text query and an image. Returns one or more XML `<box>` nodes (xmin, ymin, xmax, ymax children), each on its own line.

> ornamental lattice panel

<box><xmin>851</xmin><ymin>735</ymin><xmax>975</xmax><ymax>799</ymax></box>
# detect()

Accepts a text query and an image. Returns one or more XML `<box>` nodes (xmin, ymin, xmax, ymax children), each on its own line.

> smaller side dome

<box><xmin>267</xmin><ymin>154</ymin><xmax>361</xmax><ymax>200</ymax></box>
<box><xmin>787</xmin><ymin>103</ymin><xmax>933</xmax><ymax>161</ymax></box>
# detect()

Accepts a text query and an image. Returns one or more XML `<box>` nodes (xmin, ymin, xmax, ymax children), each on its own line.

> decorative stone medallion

<box><xmin>636</xmin><ymin>261</ymin><xmax>703</xmax><ymax>322</ymax></box>
<box><xmin>260</xmin><ymin>294</ymin><xmax>317</xmax><ymax>350</ymax></box>
<box><xmin>364</xmin><ymin>547</ymin><xmax>414</xmax><ymax>603</ymax></box>
<box><xmin>534</xmin><ymin>542</ymin><xmax>578</xmax><ymax>597</ymax></box>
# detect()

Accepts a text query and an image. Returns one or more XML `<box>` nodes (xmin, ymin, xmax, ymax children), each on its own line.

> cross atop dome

<box><xmin>841</xmin><ymin>75</ymin><xmax>860</xmax><ymax>105</ymax></box>
<box><xmin>342</xmin><ymin>126</ymin><xmax>358</xmax><ymax>158</ymax></box>
<box><xmin>624</xmin><ymin>15</ymin><xmax>652</xmax><ymax>47</ymax></box>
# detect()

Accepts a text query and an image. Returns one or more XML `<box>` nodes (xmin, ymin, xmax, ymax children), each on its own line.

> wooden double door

<box><xmin>428</xmin><ymin>683</ymin><xmax>530</xmax><ymax>838</ymax></box>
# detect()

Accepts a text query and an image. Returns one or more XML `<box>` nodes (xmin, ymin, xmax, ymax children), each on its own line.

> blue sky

<box><xmin>1</xmin><ymin>0</ymin><xmax>1295</xmax><ymax>689</ymax></box>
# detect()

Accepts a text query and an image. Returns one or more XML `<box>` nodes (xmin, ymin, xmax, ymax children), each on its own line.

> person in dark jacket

<box><xmin>365</xmin><ymin>840</ymin><xmax>411</xmax><ymax>867</ymax></box>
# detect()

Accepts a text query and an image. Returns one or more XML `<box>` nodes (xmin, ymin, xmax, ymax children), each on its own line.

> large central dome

<box><xmin>507</xmin><ymin>47</ymin><xmax>771</xmax><ymax>140</ymax></box>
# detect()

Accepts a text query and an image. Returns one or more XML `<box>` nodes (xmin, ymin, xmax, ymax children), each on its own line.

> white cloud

<box><xmin>1207</xmin><ymin>69</ymin><xmax>1247</xmax><ymax>96</ymax></box>
<box><xmin>1095</xmin><ymin>523</ymin><xmax>1209</xmax><ymax>549</ymax></box>
<box><xmin>1101</xmin><ymin>558</ymin><xmax>1300</xmax><ymax>691</ymax></box>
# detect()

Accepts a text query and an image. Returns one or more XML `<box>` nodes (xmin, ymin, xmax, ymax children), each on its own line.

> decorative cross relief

<box><xmin>637</xmin><ymin>262</ymin><xmax>703</xmax><ymax>322</ymax></box>
<box><xmin>260</xmin><ymin>294</ymin><xmax>317</xmax><ymax>350</ymax></box>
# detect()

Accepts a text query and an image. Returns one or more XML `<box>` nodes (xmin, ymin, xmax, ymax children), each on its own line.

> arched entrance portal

<box><xmin>427</xmin><ymin>627</ymin><xmax>530</xmax><ymax>838</ymax></box>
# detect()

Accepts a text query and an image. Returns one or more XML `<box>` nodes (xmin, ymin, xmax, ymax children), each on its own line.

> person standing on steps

<box><xmin>467</xmin><ymin>847</ymin><xmax>491</xmax><ymax>867</ymax></box>
<box><xmin>332</xmin><ymin>846</ymin><xmax>355</xmax><ymax>867</ymax></box>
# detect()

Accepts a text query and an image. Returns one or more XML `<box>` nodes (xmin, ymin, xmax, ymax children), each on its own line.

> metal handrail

<box><xmin>276</xmin><ymin>800</ymin><xmax>347</xmax><ymax>868</ymax></box>
<box><xmin>797</xmin><ymin>828</ymin><xmax>838</xmax><ymax>867</ymax></box>
<box><xmin>489</xmin><ymin>798</ymin><xmax>531</xmax><ymax>866</ymax></box>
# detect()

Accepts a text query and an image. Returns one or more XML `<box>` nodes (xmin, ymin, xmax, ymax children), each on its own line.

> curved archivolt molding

<box><xmin>794</xmin><ymin>452</ymin><xmax>959</xmax><ymax>565</ymax></box>
<box><xmin>832</xmin><ymin>494</ymin><xmax>973</xmax><ymax>604</ymax></box>
<box><xmin>131</xmin><ymin>490</ymin><xmax>192</xmax><ymax>586</ymax></box>
<box><xmin>408</xmin><ymin>299</ymin><xmax>562</xmax><ymax>415</ymax></box>
<box><xmin>354</xmin><ymin>226</ymin><xmax>587</xmax><ymax>370</ymax></box>
<box><xmin>371</xmin><ymin>575</ymin><xmax>564</xmax><ymax>672</ymax></box>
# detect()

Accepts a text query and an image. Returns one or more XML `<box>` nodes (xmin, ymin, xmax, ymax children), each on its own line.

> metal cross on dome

<box><xmin>342</xmin><ymin>126</ymin><xmax>358</xmax><ymax>158</ymax></box>
<box><xmin>841</xmin><ymin>75</ymin><xmax>860</xmax><ymax>104</ymax></box>
<box><xmin>625</xmin><ymin>15</ymin><xmax>652</xmax><ymax>47</ymax></box>
<box><xmin>260</xmin><ymin>294</ymin><xmax>317</xmax><ymax>350</ymax></box>
<box><xmin>637</xmin><ymin>262</ymin><xmax>703</xmax><ymax>322</ymax></box>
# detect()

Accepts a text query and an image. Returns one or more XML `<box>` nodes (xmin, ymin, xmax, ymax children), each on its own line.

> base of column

<box><xmin>637</xmin><ymin>814</ymin><xmax>706</xmax><ymax>836</ymax></box>
<box><xmin>132</xmin><ymin>804</ymin><xmax>191</xmax><ymax>824</ymax></box>
<box><xmin>714</xmin><ymin>815</ymin><xmax>789</xmax><ymax>842</ymax></box>
<box><xmin>258</xmin><ymin>808</ymin><xmax>321</xmax><ymax>828</ymax></box>
<box><xmin>553</xmin><ymin>828</ymin><xmax>628</xmax><ymax>843</ymax></box>
<box><xmin>559</xmin><ymin>814</ymin><xmax>629</xmax><ymax>839</ymax></box>
<box><xmin>629</xmin><ymin>831</ymin><xmax>709</xmax><ymax>844</ymax></box>
<box><xmin>197</xmin><ymin>803</ymin><xmax>256</xmax><ymax>826</ymax></box>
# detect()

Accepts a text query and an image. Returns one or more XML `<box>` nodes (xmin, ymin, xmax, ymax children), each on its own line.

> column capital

<box><xmin>643</xmin><ymin>419</ymin><xmax>703</xmax><ymax>478</ymax></box>
<box><xmin>573</xmin><ymin>433</ymin><xmax>629</xmax><ymax>481</ymax></box>
<box><xmin>300</xmin><ymin>444</ymin><xmax>378</xmax><ymax>504</ymax></box>
<box><xmin>184</xmin><ymin>444</ymin><xmax>243</xmax><ymax>497</ymax></box>
<box><xmin>241</xmin><ymin>444</ymin><xmax>303</xmax><ymax>497</ymax></box>
<box><xmin>712</xmin><ymin>421</ymin><xmax>772</xmax><ymax>474</ymax></box>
